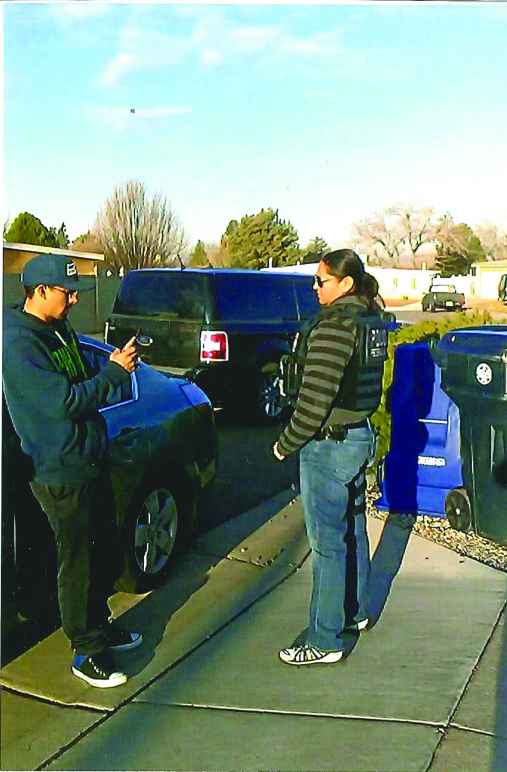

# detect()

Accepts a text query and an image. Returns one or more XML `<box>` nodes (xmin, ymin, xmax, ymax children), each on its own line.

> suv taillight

<box><xmin>200</xmin><ymin>331</ymin><xmax>229</xmax><ymax>362</ymax></box>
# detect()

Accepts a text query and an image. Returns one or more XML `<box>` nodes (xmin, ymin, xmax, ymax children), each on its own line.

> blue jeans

<box><xmin>300</xmin><ymin>425</ymin><xmax>375</xmax><ymax>651</ymax></box>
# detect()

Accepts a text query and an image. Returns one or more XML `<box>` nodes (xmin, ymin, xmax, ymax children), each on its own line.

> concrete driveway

<box><xmin>2</xmin><ymin>494</ymin><xmax>506</xmax><ymax>772</ymax></box>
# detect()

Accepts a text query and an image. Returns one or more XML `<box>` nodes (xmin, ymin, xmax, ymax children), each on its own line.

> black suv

<box><xmin>105</xmin><ymin>268</ymin><xmax>319</xmax><ymax>421</ymax></box>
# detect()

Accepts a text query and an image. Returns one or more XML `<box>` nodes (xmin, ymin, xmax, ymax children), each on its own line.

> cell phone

<box><xmin>134</xmin><ymin>328</ymin><xmax>153</xmax><ymax>347</ymax></box>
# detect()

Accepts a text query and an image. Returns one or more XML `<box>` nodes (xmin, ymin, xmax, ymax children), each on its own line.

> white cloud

<box><xmin>87</xmin><ymin>104</ymin><xmax>191</xmax><ymax>132</ymax></box>
<box><xmin>98</xmin><ymin>13</ymin><xmax>345</xmax><ymax>87</ymax></box>
<box><xmin>50</xmin><ymin>2</ymin><xmax>111</xmax><ymax>23</ymax></box>
<box><xmin>230</xmin><ymin>25</ymin><xmax>279</xmax><ymax>54</ymax></box>
<box><xmin>280</xmin><ymin>31</ymin><xmax>342</xmax><ymax>57</ymax></box>
<box><xmin>131</xmin><ymin>106</ymin><xmax>191</xmax><ymax>119</ymax></box>
<box><xmin>99</xmin><ymin>23</ymin><xmax>195</xmax><ymax>86</ymax></box>
<box><xmin>100</xmin><ymin>53</ymin><xmax>138</xmax><ymax>87</ymax></box>
<box><xmin>201</xmin><ymin>50</ymin><xmax>223</xmax><ymax>67</ymax></box>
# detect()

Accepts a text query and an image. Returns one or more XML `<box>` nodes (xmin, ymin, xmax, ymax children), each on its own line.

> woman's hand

<box><xmin>273</xmin><ymin>442</ymin><xmax>286</xmax><ymax>462</ymax></box>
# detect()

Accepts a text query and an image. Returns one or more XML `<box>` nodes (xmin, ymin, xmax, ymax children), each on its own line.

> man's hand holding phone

<box><xmin>110</xmin><ymin>335</ymin><xmax>139</xmax><ymax>373</ymax></box>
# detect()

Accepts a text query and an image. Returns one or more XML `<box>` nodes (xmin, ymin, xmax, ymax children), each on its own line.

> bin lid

<box><xmin>438</xmin><ymin>326</ymin><xmax>507</xmax><ymax>357</ymax></box>
<box><xmin>436</xmin><ymin>326</ymin><xmax>507</xmax><ymax>402</ymax></box>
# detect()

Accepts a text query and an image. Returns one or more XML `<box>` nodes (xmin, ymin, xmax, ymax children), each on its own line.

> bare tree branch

<box><xmin>94</xmin><ymin>180</ymin><xmax>188</xmax><ymax>274</ymax></box>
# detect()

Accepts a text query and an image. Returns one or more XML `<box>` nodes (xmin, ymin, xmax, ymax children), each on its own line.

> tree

<box><xmin>71</xmin><ymin>230</ymin><xmax>103</xmax><ymax>254</ymax></box>
<box><xmin>351</xmin><ymin>208</ymin><xmax>405</xmax><ymax>266</ymax></box>
<box><xmin>475</xmin><ymin>223</ymin><xmax>507</xmax><ymax>261</ymax></box>
<box><xmin>434</xmin><ymin>218</ymin><xmax>485</xmax><ymax>276</ymax></box>
<box><xmin>5</xmin><ymin>211</ymin><xmax>59</xmax><ymax>247</ymax></box>
<box><xmin>395</xmin><ymin>206</ymin><xmax>439</xmax><ymax>267</ymax></box>
<box><xmin>222</xmin><ymin>208</ymin><xmax>299</xmax><ymax>270</ymax></box>
<box><xmin>300</xmin><ymin>236</ymin><xmax>330</xmax><ymax>265</ymax></box>
<box><xmin>189</xmin><ymin>240</ymin><xmax>208</xmax><ymax>267</ymax></box>
<box><xmin>351</xmin><ymin>205</ymin><xmax>440</xmax><ymax>267</ymax></box>
<box><xmin>94</xmin><ymin>180</ymin><xmax>187</xmax><ymax>274</ymax></box>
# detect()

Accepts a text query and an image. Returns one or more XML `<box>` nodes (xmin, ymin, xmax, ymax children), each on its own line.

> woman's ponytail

<box><xmin>322</xmin><ymin>249</ymin><xmax>384</xmax><ymax>310</ymax></box>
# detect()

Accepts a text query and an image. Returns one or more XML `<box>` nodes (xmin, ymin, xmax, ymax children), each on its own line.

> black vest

<box><xmin>280</xmin><ymin>301</ymin><xmax>391</xmax><ymax>415</ymax></box>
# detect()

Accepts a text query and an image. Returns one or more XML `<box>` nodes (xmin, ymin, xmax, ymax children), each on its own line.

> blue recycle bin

<box><xmin>376</xmin><ymin>341</ymin><xmax>463</xmax><ymax>517</ymax></box>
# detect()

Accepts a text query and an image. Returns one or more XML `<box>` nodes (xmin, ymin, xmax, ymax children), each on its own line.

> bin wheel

<box><xmin>445</xmin><ymin>488</ymin><xmax>472</xmax><ymax>533</ymax></box>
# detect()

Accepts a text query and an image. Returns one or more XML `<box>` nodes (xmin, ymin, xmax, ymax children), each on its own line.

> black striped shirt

<box><xmin>277</xmin><ymin>302</ymin><xmax>360</xmax><ymax>456</ymax></box>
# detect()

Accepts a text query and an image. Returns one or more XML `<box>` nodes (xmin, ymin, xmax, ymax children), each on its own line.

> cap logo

<box><xmin>66</xmin><ymin>262</ymin><xmax>77</xmax><ymax>277</ymax></box>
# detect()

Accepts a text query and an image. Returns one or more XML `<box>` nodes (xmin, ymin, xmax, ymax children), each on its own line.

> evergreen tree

<box><xmin>435</xmin><ymin>220</ymin><xmax>485</xmax><ymax>276</ymax></box>
<box><xmin>301</xmin><ymin>235</ymin><xmax>330</xmax><ymax>264</ymax></box>
<box><xmin>222</xmin><ymin>208</ymin><xmax>299</xmax><ymax>269</ymax></box>
<box><xmin>189</xmin><ymin>240</ymin><xmax>208</xmax><ymax>267</ymax></box>
<box><xmin>5</xmin><ymin>212</ymin><xmax>57</xmax><ymax>247</ymax></box>
<box><xmin>56</xmin><ymin>222</ymin><xmax>69</xmax><ymax>248</ymax></box>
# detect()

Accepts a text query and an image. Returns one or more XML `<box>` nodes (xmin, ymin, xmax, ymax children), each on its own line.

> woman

<box><xmin>273</xmin><ymin>248</ymin><xmax>385</xmax><ymax>666</ymax></box>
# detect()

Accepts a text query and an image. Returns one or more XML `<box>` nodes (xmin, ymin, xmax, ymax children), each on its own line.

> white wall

<box><xmin>264</xmin><ymin>263</ymin><xmax>469</xmax><ymax>299</ymax></box>
<box><xmin>469</xmin><ymin>261</ymin><xmax>507</xmax><ymax>299</ymax></box>
<box><xmin>263</xmin><ymin>260</ymin><xmax>507</xmax><ymax>300</ymax></box>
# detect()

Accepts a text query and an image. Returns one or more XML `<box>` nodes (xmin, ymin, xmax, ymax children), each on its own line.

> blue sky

<box><xmin>4</xmin><ymin>2</ymin><xmax>507</xmax><ymax>250</ymax></box>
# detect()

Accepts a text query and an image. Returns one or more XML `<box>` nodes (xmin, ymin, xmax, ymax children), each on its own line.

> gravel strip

<box><xmin>366</xmin><ymin>483</ymin><xmax>507</xmax><ymax>573</ymax></box>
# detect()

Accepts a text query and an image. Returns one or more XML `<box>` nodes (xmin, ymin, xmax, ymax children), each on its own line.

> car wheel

<box><xmin>254</xmin><ymin>368</ymin><xmax>287</xmax><ymax>423</ymax></box>
<box><xmin>428</xmin><ymin>302</ymin><xmax>435</xmax><ymax>313</ymax></box>
<box><xmin>117</xmin><ymin>473</ymin><xmax>196</xmax><ymax>593</ymax></box>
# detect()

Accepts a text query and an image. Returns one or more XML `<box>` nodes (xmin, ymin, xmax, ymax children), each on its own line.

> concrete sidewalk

<box><xmin>1</xmin><ymin>495</ymin><xmax>506</xmax><ymax>771</ymax></box>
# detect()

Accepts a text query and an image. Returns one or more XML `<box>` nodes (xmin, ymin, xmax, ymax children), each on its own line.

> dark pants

<box><xmin>30</xmin><ymin>470</ymin><xmax>121</xmax><ymax>656</ymax></box>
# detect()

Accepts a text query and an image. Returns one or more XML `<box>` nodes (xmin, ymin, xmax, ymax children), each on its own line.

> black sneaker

<box><xmin>71</xmin><ymin>652</ymin><xmax>127</xmax><ymax>688</ymax></box>
<box><xmin>107</xmin><ymin>629</ymin><xmax>143</xmax><ymax>652</ymax></box>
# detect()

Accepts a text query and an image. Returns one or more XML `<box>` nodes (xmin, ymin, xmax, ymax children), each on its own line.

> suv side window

<box><xmin>114</xmin><ymin>272</ymin><xmax>206</xmax><ymax>320</ymax></box>
<box><xmin>294</xmin><ymin>278</ymin><xmax>319</xmax><ymax>320</ymax></box>
<box><xmin>214</xmin><ymin>275</ymin><xmax>297</xmax><ymax>321</ymax></box>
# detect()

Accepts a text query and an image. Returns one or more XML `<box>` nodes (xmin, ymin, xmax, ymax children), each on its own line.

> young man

<box><xmin>3</xmin><ymin>253</ymin><xmax>142</xmax><ymax>688</ymax></box>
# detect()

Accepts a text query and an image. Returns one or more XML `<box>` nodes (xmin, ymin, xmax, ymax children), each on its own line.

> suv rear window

<box><xmin>114</xmin><ymin>272</ymin><xmax>206</xmax><ymax>319</ymax></box>
<box><xmin>213</xmin><ymin>275</ymin><xmax>297</xmax><ymax>321</ymax></box>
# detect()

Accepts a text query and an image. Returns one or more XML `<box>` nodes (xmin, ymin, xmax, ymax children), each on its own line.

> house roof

<box><xmin>3</xmin><ymin>242</ymin><xmax>104</xmax><ymax>261</ymax></box>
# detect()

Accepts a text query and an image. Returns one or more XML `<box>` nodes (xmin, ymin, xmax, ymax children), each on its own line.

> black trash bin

<box><xmin>432</xmin><ymin>326</ymin><xmax>507</xmax><ymax>546</ymax></box>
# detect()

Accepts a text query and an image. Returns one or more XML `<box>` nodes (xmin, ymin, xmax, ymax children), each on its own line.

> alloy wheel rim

<box><xmin>134</xmin><ymin>488</ymin><xmax>178</xmax><ymax>575</ymax></box>
<box><xmin>260</xmin><ymin>373</ymin><xmax>284</xmax><ymax>417</ymax></box>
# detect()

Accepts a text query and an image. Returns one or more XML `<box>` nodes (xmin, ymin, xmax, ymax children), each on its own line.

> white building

<box><xmin>264</xmin><ymin>258</ymin><xmax>507</xmax><ymax>301</ymax></box>
<box><xmin>469</xmin><ymin>259</ymin><xmax>507</xmax><ymax>299</ymax></box>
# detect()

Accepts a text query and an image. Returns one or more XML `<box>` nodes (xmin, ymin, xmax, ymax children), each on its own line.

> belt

<box><xmin>314</xmin><ymin>419</ymin><xmax>369</xmax><ymax>442</ymax></box>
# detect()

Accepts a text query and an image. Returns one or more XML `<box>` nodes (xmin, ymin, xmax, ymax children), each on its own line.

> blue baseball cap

<box><xmin>21</xmin><ymin>253</ymin><xmax>93</xmax><ymax>291</ymax></box>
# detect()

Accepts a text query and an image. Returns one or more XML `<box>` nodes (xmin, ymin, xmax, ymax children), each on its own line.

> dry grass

<box><xmin>383</xmin><ymin>298</ymin><xmax>419</xmax><ymax>307</ymax></box>
<box><xmin>465</xmin><ymin>298</ymin><xmax>507</xmax><ymax>313</ymax></box>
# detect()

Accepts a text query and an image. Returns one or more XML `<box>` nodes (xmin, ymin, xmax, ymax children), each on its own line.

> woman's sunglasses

<box><xmin>313</xmin><ymin>275</ymin><xmax>333</xmax><ymax>288</ymax></box>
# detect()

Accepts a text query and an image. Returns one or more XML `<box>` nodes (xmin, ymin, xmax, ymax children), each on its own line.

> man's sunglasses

<box><xmin>50</xmin><ymin>286</ymin><xmax>79</xmax><ymax>300</ymax></box>
<box><xmin>313</xmin><ymin>275</ymin><xmax>333</xmax><ymax>288</ymax></box>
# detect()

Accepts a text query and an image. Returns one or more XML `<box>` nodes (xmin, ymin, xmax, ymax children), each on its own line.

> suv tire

<box><xmin>254</xmin><ymin>366</ymin><xmax>287</xmax><ymax>424</ymax></box>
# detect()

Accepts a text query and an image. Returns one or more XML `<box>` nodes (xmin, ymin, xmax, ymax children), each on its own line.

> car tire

<box><xmin>116</xmin><ymin>471</ymin><xmax>197</xmax><ymax>593</ymax></box>
<box><xmin>428</xmin><ymin>301</ymin><xmax>435</xmax><ymax>313</ymax></box>
<box><xmin>253</xmin><ymin>366</ymin><xmax>288</xmax><ymax>424</ymax></box>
